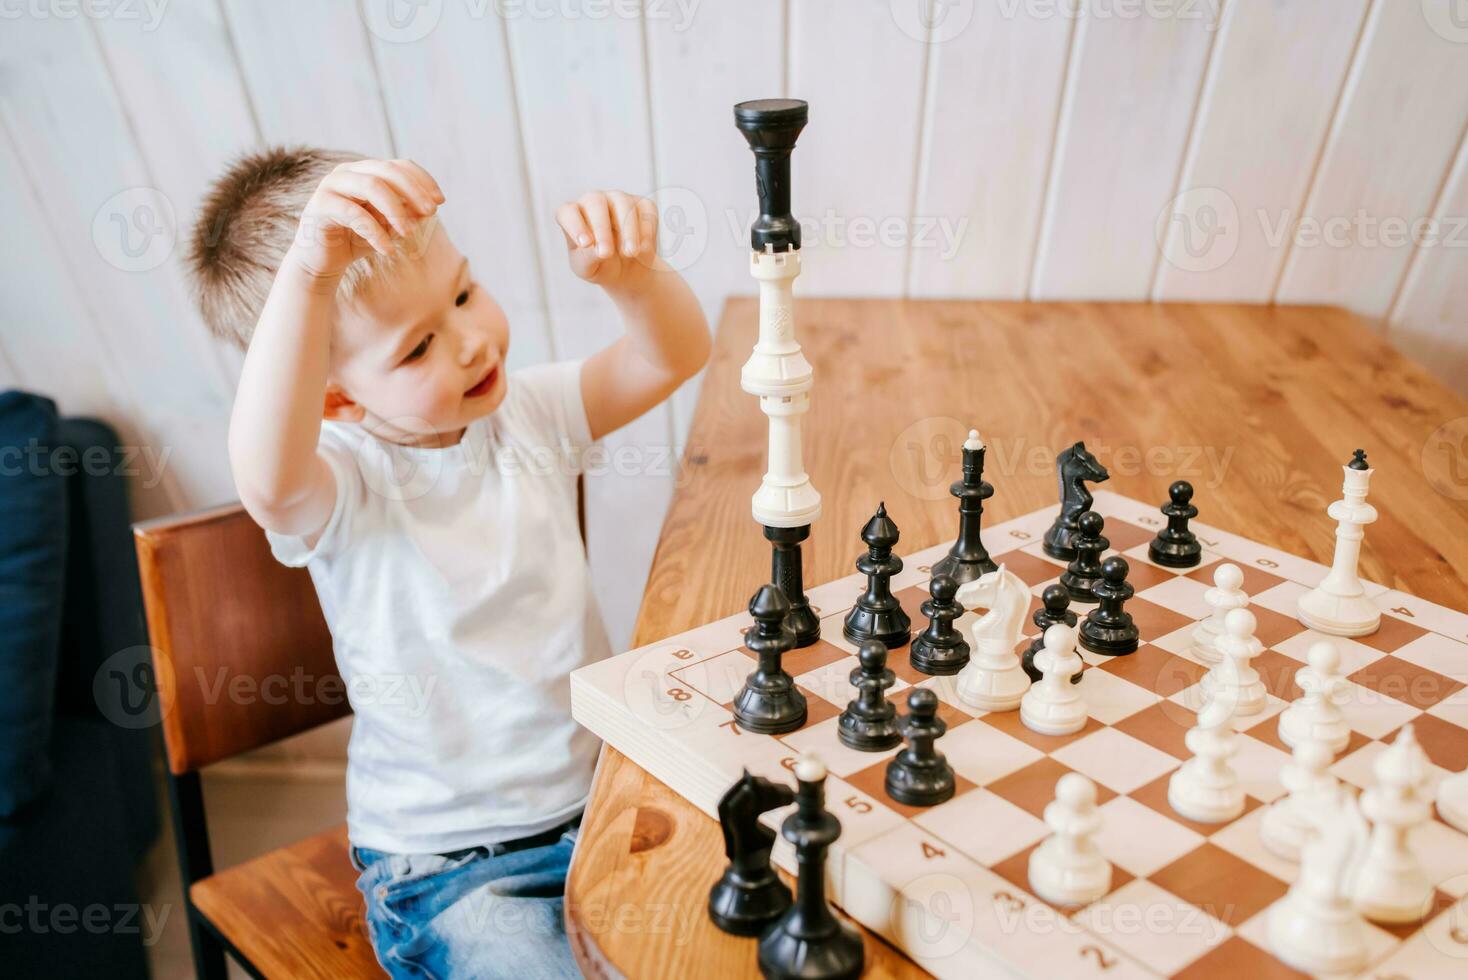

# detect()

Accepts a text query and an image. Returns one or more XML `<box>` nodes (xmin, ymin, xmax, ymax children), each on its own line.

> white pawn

<box><xmin>1200</xmin><ymin>608</ymin><xmax>1266</xmax><ymax>715</ymax></box>
<box><xmin>1021</xmin><ymin>624</ymin><xmax>1088</xmax><ymax>736</ymax></box>
<box><xmin>1278</xmin><ymin>641</ymin><xmax>1351</xmax><ymax>754</ymax></box>
<box><xmin>1168</xmin><ymin>697</ymin><xmax>1245</xmax><ymax>823</ymax></box>
<box><xmin>1028</xmin><ymin>773</ymin><xmax>1111</xmax><ymax>907</ymax></box>
<box><xmin>1354</xmin><ymin>725</ymin><xmax>1434</xmax><ymax>923</ymax></box>
<box><xmin>1191</xmin><ymin>563</ymin><xmax>1248</xmax><ymax>665</ymax></box>
<box><xmin>1260</xmin><ymin>739</ymin><xmax>1341</xmax><ymax>861</ymax></box>
<box><xmin>1268</xmin><ymin>790</ymin><xmax>1371</xmax><ymax>975</ymax></box>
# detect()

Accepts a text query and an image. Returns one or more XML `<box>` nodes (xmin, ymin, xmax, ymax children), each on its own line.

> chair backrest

<box><xmin>134</xmin><ymin>505</ymin><xmax>345</xmax><ymax>774</ymax></box>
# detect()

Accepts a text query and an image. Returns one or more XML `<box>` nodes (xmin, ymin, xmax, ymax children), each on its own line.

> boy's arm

<box><xmin>558</xmin><ymin>192</ymin><xmax>712</xmax><ymax>442</ymax></box>
<box><xmin>229</xmin><ymin>160</ymin><xmax>442</xmax><ymax>535</ymax></box>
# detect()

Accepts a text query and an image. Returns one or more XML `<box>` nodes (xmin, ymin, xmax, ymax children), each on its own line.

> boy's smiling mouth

<box><xmin>464</xmin><ymin>365</ymin><xmax>499</xmax><ymax>399</ymax></box>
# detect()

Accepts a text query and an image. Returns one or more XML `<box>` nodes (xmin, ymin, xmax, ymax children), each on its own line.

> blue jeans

<box><xmin>351</xmin><ymin>821</ymin><xmax>581</xmax><ymax>980</ymax></box>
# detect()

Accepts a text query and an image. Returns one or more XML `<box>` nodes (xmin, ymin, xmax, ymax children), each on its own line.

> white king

<box><xmin>1297</xmin><ymin>449</ymin><xmax>1380</xmax><ymax>637</ymax></box>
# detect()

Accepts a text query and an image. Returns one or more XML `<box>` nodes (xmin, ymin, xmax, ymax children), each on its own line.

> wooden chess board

<box><xmin>570</xmin><ymin>491</ymin><xmax>1468</xmax><ymax>978</ymax></box>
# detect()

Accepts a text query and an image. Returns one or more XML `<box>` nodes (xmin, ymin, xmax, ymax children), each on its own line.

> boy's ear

<box><xmin>323</xmin><ymin>384</ymin><xmax>365</xmax><ymax>423</ymax></box>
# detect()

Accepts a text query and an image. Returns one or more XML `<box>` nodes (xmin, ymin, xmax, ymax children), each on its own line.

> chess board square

<box><xmin>894</xmin><ymin>585</ymin><xmax>930</xmax><ymax>631</ymax></box>
<box><xmin>1094</xmin><ymin>795</ymin><xmax>1205</xmax><ymax>876</ymax></box>
<box><xmin>1188</xmin><ymin>559</ymin><xmax>1286</xmax><ymax>597</ymax></box>
<box><xmin>1274</xmin><ymin>628</ymin><xmax>1387</xmax><ymax>673</ymax></box>
<box><xmin>1247</xmin><ymin>580</ymin><xmax>1311</xmax><ymax>619</ymax></box>
<box><xmin>1329</xmin><ymin>680</ymin><xmax>1422</xmax><ymax>738</ymax></box>
<box><xmin>843</xmin><ymin>757</ymin><xmax>978</xmax><ymax>820</ymax></box>
<box><xmin>1393</xmin><ymin>712</ymin><xmax>1468</xmax><ymax>771</ymax></box>
<box><xmin>1101</xmin><ymin>519</ymin><xmax>1154</xmax><ymax>554</ymax></box>
<box><xmin>1427</xmin><ymin>688</ymin><xmax>1468</xmax><ymax>729</ymax></box>
<box><xmin>1355</xmin><ymin>613</ymin><xmax>1430</xmax><ymax>653</ymax></box>
<box><xmin>1097</xmin><ymin>643</ymin><xmax>1206</xmax><ymax>698</ymax></box>
<box><xmin>989</xmin><ymin>839</ymin><xmax>1135</xmax><ymax>916</ymax></box>
<box><xmin>1129</xmin><ymin>772</ymin><xmax>1262</xmax><ymax>837</ymax></box>
<box><xmin>1229</xmin><ymin>733</ymin><xmax>1292</xmax><ymax>803</ymax></box>
<box><xmin>1050</xmin><ymin>728</ymin><xmax>1182</xmax><ymax>794</ymax></box>
<box><xmin>1171</xmin><ymin>936</ymin><xmax>1307</xmax><ymax>980</ymax></box>
<box><xmin>986</xmin><ymin>757</ymin><xmax>1118</xmax><ymax>818</ymax></box>
<box><xmin>1209</xmin><ymin>805</ymin><xmax>1301</xmax><ymax>884</ymax></box>
<box><xmin>1393</xmin><ymin>632</ymin><xmax>1468</xmax><ymax>683</ymax></box>
<box><xmin>1116</xmin><ymin>556</ymin><xmax>1175</xmax><ymax>593</ymax></box>
<box><xmin>1349</xmin><ymin>655</ymin><xmax>1465</xmax><ymax>710</ymax></box>
<box><xmin>1114</xmin><ymin>700</ymin><xmax>1198</xmax><ymax>760</ymax></box>
<box><xmin>978</xmin><ymin>706</ymin><xmax>1105</xmax><ymax>753</ymax></box>
<box><xmin>1330</xmin><ymin>738</ymin><xmax>1455</xmax><ymax>802</ymax></box>
<box><xmin>782</xmin><ymin>638</ymin><xmax>854</xmax><ymax>678</ymax></box>
<box><xmin>1126</xmin><ymin>598</ymin><xmax>1195</xmax><ymax>644</ymax></box>
<box><xmin>1254</xmin><ymin>648</ymin><xmax>1306</xmax><ymax>702</ymax></box>
<box><xmin>1151</xmin><ymin>623</ymin><xmax>1207</xmax><ymax>663</ymax></box>
<box><xmin>1074</xmin><ymin>666</ymin><xmax>1161</xmax><ymax>725</ymax></box>
<box><xmin>1169</xmin><ymin>683</ymin><xmax>1288</xmax><ymax>732</ymax></box>
<box><xmin>940</xmin><ymin>719</ymin><xmax>1045</xmax><ymax>785</ymax></box>
<box><xmin>911</xmin><ymin>788</ymin><xmax>1049</xmax><ymax>866</ymax></box>
<box><xmin>886</xmin><ymin>647</ymin><xmax>947</xmax><ymax>687</ymax></box>
<box><xmin>1244</xmin><ymin>715</ymin><xmax>1371</xmax><ymax>758</ymax></box>
<box><xmin>1149</xmin><ymin>842</ymin><xmax>1289</xmax><ymax>926</ymax></box>
<box><xmin>1074</xmin><ymin>878</ymin><xmax>1231</xmax><ymax>975</ymax></box>
<box><xmin>995</xmin><ymin>549</ymin><xmax>1069</xmax><ymax>587</ymax></box>
<box><xmin>912</xmin><ymin>674</ymin><xmax>987</xmax><ymax>717</ymax></box>
<box><xmin>672</xmin><ymin>648</ymin><xmax>755</xmax><ymax>704</ymax></box>
<box><xmin>779</xmin><ymin>716</ymin><xmax>902</xmax><ymax>777</ymax></box>
<box><xmin>1249</xmin><ymin>604</ymin><xmax>1310</xmax><ymax>649</ymax></box>
<box><xmin>1135</xmin><ymin>573</ymin><xmax>1213</xmax><ymax>620</ymax></box>
<box><xmin>1411</xmin><ymin>818</ymin><xmax>1468</xmax><ymax>897</ymax></box>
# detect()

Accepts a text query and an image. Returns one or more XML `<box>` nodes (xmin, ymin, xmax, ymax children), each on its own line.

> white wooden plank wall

<box><xmin>3</xmin><ymin>0</ymin><xmax>1466</xmax><ymax>655</ymax></box>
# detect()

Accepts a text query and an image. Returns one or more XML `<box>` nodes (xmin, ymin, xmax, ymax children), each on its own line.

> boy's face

<box><xmin>327</xmin><ymin>225</ymin><xmax>510</xmax><ymax>447</ymax></box>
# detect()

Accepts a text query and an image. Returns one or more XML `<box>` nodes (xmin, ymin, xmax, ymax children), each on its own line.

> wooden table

<box><xmin>565</xmin><ymin>299</ymin><xmax>1468</xmax><ymax>978</ymax></box>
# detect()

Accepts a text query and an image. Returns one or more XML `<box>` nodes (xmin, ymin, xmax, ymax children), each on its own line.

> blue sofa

<box><xmin>0</xmin><ymin>390</ymin><xmax>160</xmax><ymax>978</ymax></box>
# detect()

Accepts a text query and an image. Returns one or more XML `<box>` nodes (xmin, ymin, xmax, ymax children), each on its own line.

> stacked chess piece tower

<box><xmin>735</xmin><ymin>98</ymin><xmax>822</xmax><ymax>649</ymax></box>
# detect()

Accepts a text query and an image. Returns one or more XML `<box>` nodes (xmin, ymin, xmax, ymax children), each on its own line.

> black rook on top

<box><xmin>734</xmin><ymin>98</ymin><xmax>808</xmax><ymax>252</ymax></box>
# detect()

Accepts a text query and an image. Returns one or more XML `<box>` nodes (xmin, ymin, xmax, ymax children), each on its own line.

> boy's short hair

<box><xmin>186</xmin><ymin>146</ymin><xmax>435</xmax><ymax>349</ymax></box>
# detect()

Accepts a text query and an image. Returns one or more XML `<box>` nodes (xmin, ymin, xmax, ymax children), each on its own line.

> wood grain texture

<box><xmin>190</xmin><ymin>824</ymin><xmax>378</xmax><ymax>979</ymax></box>
<box><xmin>134</xmin><ymin>505</ymin><xmax>344</xmax><ymax>775</ymax></box>
<box><xmin>566</xmin><ymin>298</ymin><xmax>1468</xmax><ymax>978</ymax></box>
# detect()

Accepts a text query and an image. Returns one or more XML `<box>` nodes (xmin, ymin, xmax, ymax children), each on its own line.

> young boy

<box><xmin>187</xmin><ymin>149</ymin><xmax>710</xmax><ymax>978</ymax></box>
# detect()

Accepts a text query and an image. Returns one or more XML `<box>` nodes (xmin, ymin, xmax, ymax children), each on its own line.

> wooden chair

<box><xmin>134</xmin><ymin>505</ymin><xmax>378</xmax><ymax>979</ymax></box>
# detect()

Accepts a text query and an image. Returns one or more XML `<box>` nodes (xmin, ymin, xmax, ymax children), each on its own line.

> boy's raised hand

<box><xmin>289</xmin><ymin>159</ymin><xmax>445</xmax><ymax>282</ymax></box>
<box><xmin>557</xmin><ymin>191</ymin><xmax>659</xmax><ymax>285</ymax></box>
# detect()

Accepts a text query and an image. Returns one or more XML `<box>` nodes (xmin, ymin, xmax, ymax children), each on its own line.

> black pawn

<box><xmin>1060</xmin><ymin>510</ymin><xmax>1109</xmax><ymax>602</ymax></box>
<box><xmin>1148</xmin><ymin>480</ymin><xmax>1202</xmax><ymax>568</ymax></box>
<box><xmin>909</xmin><ymin>575</ymin><xmax>971</xmax><ymax>676</ymax></box>
<box><xmin>837</xmin><ymin>642</ymin><xmax>903</xmax><ymax>751</ymax></box>
<box><xmin>1079</xmin><ymin>556</ymin><xmax>1139</xmax><ymax>656</ymax></box>
<box><xmin>842</xmin><ymin>503</ymin><xmax>912</xmax><ymax>648</ymax></box>
<box><xmin>885</xmin><ymin>689</ymin><xmax>955</xmax><ymax>807</ymax></box>
<box><xmin>931</xmin><ymin>429</ymin><xmax>998</xmax><ymax>585</ymax></box>
<box><xmin>1023</xmin><ymin>585</ymin><xmax>1083</xmax><ymax>684</ymax></box>
<box><xmin>708</xmin><ymin>770</ymin><xmax>796</xmax><ymax>936</ymax></box>
<box><xmin>757</xmin><ymin>757</ymin><xmax>864</xmax><ymax>980</ymax></box>
<box><xmin>733</xmin><ymin>585</ymin><xmax>808</xmax><ymax>734</ymax></box>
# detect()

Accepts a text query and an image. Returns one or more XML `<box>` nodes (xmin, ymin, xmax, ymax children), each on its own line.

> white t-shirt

<box><xmin>267</xmin><ymin>360</ymin><xmax>611</xmax><ymax>855</ymax></box>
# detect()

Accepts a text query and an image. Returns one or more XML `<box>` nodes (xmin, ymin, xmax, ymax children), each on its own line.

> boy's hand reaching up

<box><xmin>290</xmin><ymin>159</ymin><xmax>445</xmax><ymax>283</ymax></box>
<box><xmin>557</xmin><ymin>191</ymin><xmax>659</xmax><ymax>285</ymax></box>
